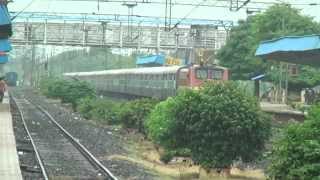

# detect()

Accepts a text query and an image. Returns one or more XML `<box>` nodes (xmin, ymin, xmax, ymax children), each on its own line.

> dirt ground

<box><xmin>112</xmin><ymin>130</ymin><xmax>266</xmax><ymax>180</ymax></box>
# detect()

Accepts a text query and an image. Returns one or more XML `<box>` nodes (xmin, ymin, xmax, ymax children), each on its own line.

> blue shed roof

<box><xmin>136</xmin><ymin>55</ymin><xmax>165</xmax><ymax>66</ymax></box>
<box><xmin>0</xmin><ymin>5</ymin><xmax>11</xmax><ymax>25</ymax></box>
<box><xmin>0</xmin><ymin>55</ymin><xmax>8</xmax><ymax>64</ymax></box>
<box><xmin>0</xmin><ymin>39</ymin><xmax>12</xmax><ymax>52</ymax></box>
<box><xmin>255</xmin><ymin>35</ymin><xmax>320</xmax><ymax>66</ymax></box>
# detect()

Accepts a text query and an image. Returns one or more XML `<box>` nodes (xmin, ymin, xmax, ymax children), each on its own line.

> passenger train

<box><xmin>64</xmin><ymin>65</ymin><xmax>229</xmax><ymax>99</ymax></box>
<box><xmin>5</xmin><ymin>72</ymin><xmax>18</xmax><ymax>86</ymax></box>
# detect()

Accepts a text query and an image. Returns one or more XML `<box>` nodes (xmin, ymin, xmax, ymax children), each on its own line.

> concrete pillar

<box><xmin>119</xmin><ymin>22</ymin><xmax>123</xmax><ymax>48</ymax></box>
<box><xmin>43</xmin><ymin>19</ymin><xmax>47</xmax><ymax>44</ymax></box>
<box><xmin>82</xmin><ymin>20</ymin><xmax>86</xmax><ymax>46</ymax></box>
<box><xmin>101</xmin><ymin>22</ymin><xmax>107</xmax><ymax>45</ymax></box>
<box><xmin>24</xmin><ymin>19</ymin><xmax>30</xmax><ymax>45</ymax></box>
<box><xmin>62</xmin><ymin>20</ymin><xmax>66</xmax><ymax>45</ymax></box>
<box><xmin>156</xmin><ymin>25</ymin><xmax>161</xmax><ymax>53</ymax></box>
<box><xmin>137</xmin><ymin>23</ymin><xmax>141</xmax><ymax>51</ymax></box>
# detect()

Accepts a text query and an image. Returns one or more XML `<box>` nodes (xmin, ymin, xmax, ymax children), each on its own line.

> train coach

<box><xmin>64</xmin><ymin>65</ymin><xmax>228</xmax><ymax>99</ymax></box>
<box><xmin>5</xmin><ymin>72</ymin><xmax>18</xmax><ymax>86</ymax></box>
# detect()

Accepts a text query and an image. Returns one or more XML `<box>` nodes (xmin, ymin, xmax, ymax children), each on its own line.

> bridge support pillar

<box><xmin>43</xmin><ymin>19</ymin><xmax>47</xmax><ymax>44</ymax></box>
<box><xmin>119</xmin><ymin>22</ymin><xmax>123</xmax><ymax>48</ymax></box>
<box><xmin>156</xmin><ymin>25</ymin><xmax>160</xmax><ymax>53</ymax></box>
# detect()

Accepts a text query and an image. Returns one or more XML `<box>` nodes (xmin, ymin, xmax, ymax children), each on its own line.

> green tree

<box><xmin>146</xmin><ymin>97</ymin><xmax>175</xmax><ymax>147</ymax></box>
<box><xmin>217</xmin><ymin>4</ymin><xmax>320</xmax><ymax>84</ymax></box>
<box><xmin>268</xmin><ymin>106</ymin><xmax>320</xmax><ymax>179</ymax></box>
<box><xmin>146</xmin><ymin>82</ymin><xmax>271</xmax><ymax>170</ymax></box>
<box><xmin>184</xmin><ymin>82</ymin><xmax>270</xmax><ymax>169</ymax></box>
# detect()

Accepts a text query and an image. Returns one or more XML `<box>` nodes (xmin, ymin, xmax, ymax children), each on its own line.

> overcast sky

<box><xmin>8</xmin><ymin>0</ymin><xmax>320</xmax><ymax>22</ymax></box>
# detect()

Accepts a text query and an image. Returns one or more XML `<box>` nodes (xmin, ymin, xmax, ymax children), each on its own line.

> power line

<box><xmin>171</xmin><ymin>0</ymin><xmax>211</xmax><ymax>30</ymax></box>
<box><xmin>54</xmin><ymin>0</ymin><xmax>320</xmax><ymax>7</ymax></box>
<box><xmin>11</xmin><ymin>0</ymin><xmax>38</xmax><ymax>20</ymax></box>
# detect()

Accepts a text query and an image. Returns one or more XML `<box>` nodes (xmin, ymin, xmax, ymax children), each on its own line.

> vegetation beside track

<box><xmin>40</xmin><ymin>77</ymin><xmax>96</xmax><ymax>109</ymax></box>
<box><xmin>146</xmin><ymin>82</ymin><xmax>271</xmax><ymax>171</ymax></box>
<box><xmin>40</xmin><ymin>77</ymin><xmax>320</xmax><ymax>178</ymax></box>
<box><xmin>39</xmin><ymin>78</ymin><xmax>274</xmax><ymax>175</ymax></box>
<box><xmin>268</xmin><ymin>105</ymin><xmax>320</xmax><ymax>179</ymax></box>
<box><xmin>40</xmin><ymin>78</ymin><xmax>159</xmax><ymax>128</ymax></box>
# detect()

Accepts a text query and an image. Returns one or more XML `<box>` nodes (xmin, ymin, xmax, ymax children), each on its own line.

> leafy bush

<box><xmin>160</xmin><ymin>150</ymin><xmax>175</xmax><ymax>164</ymax></box>
<box><xmin>159</xmin><ymin>148</ymin><xmax>192</xmax><ymax>164</ymax></box>
<box><xmin>77</xmin><ymin>97</ymin><xmax>120</xmax><ymax>124</ymax></box>
<box><xmin>268</xmin><ymin>106</ymin><xmax>320</xmax><ymax>179</ymax></box>
<box><xmin>39</xmin><ymin>77</ymin><xmax>54</xmax><ymax>96</ymax></box>
<box><xmin>118</xmin><ymin>98</ymin><xmax>159</xmax><ymax>133</ymax></box>
<box><xmin>77</xmin><ymin>97</ymin><xmax>96</xmax><ymax>119</ymax></box>
<box><xmin>40</xmin><ymin>77</ymin><xmax>96</xmax><ymax>109</ymax></box>
<box><xmin>181</xmin><ymin>82</ymin><xmax>271</xmax><ymax>169</ymax></box>
<box><xmin>145</xmin><ymin>97</ymin><xmax>180</xmax><ymax>148</ymax></box>
<box><xmin>146</xmin><ymin>82</ymin><xmax>271</xmax><ymax>169</ymax></box>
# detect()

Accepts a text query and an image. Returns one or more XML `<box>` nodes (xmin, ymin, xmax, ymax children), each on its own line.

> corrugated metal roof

<box><xmin>0</xmin><ymin>39</ymin><xmax>12</xmax><ymax>52</ymax></box>
<box><xmin>0</xmin><ymin>5</ymin><xmax>10</xmax><ymax>25</ymax></box>
<box><xmin>255</xmin><ymin>35</ymin><xmax>320</xmax><ymax>66</ymax></box>
<box><xmin>0</xmin><ymin>55</ymin><xmax>8</xmax><ymax>64</ymax></box>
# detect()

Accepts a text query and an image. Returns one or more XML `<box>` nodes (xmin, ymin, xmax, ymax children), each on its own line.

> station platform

<box><xmin>261</xmin><ymin>102</ymin><xmax>305</xmax><ymax>121</ymax></box>
<box><xmin>0</xmin><ymin>92</ymin><xmax>23</xmax><ymax>180</ymax></box>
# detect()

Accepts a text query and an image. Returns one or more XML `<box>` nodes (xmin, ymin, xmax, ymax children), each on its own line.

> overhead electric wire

<box><xmin>55</xmin><ymin>0</ymin><xmax>320</xmax><ymax>7</ymax></box>
<box><xmin>170</xmin><ymin>0</ymin><xmax>221</xmax><ymax>30</ymax></box>
<box><xmin>11</xmin><ymin>0</ymin><xmax>37</xmax><ymax>20</ymax></box>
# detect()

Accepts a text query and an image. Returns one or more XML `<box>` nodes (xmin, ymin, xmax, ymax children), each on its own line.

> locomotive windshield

<box><xmin>195</xmin><ymin>68</ymin><xmax>224</xmax><ymax>80</ymax></box>
<box><xmin>210</xmin><ymin>69</ymin><xmax>223</xmax><ymax>80</ymax></box>
<box><xmin>196</xmin><ymin>69</ymin><xmax>208</xmax><ymax>79</ymax></box>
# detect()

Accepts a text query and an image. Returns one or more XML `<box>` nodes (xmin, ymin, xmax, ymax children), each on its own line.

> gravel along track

<box><xmin>12</xmin><ymin>88</ymin><xmax>158</xmax><ymax>180</ymax></box>
<box><xmin>12</xmin><ymin>96</ymin><xmax>111</xmax><ymax>179</ymax></box>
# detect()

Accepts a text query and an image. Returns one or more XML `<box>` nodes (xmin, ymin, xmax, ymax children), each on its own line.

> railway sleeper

<box><xmin>16</xmin><ymin>139</ymin><xmax>31</xmax><ymax>144</ymax></box>
<box><xmin>20</xmin><ymin>164</ymin><xmax>41</xmax><ymax>173</ymax></box>
<box><xmin>17</xmin><ymin>146</ymin><xmax>34</xmax><ymax>153</ymax></box>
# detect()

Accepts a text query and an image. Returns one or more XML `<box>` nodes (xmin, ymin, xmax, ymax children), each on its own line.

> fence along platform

<box><xmin>0</xmin><ymin>92</ymin><xmax>23</xmax><ymax>180</ymax></box>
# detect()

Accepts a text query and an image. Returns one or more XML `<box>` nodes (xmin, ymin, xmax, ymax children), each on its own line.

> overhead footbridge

<box><xmin>10</xmin><ymin>12</ymin><xmax>232</xmax><ymax>50</ymax></box>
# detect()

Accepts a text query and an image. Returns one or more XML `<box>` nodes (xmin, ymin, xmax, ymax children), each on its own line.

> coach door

<box><xmin>176</xmin><ymin>66</ymin><xmax>190</xmax><ymax>90</ymax></box>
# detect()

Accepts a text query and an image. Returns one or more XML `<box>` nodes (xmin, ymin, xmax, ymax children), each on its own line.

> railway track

<box><xmin>11</xmin><ymin>97</ymin><xmax>46</xmax><ymax>179</ymax></box>
<box><xmin>11</xmin><ymin>95</ymin><xmax>118</xmax><ymax>180</ymax></box>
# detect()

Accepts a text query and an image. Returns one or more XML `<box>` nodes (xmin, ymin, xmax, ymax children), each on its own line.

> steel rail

<box><xmin>34</xmin><ymin>103</ymin><xmax>118</xmax><ymax>180</ymax></box>
<box><xmin>10</xmin><ymin>96</ymin><xmax>49</xmax><ymax>180</ymax></box>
